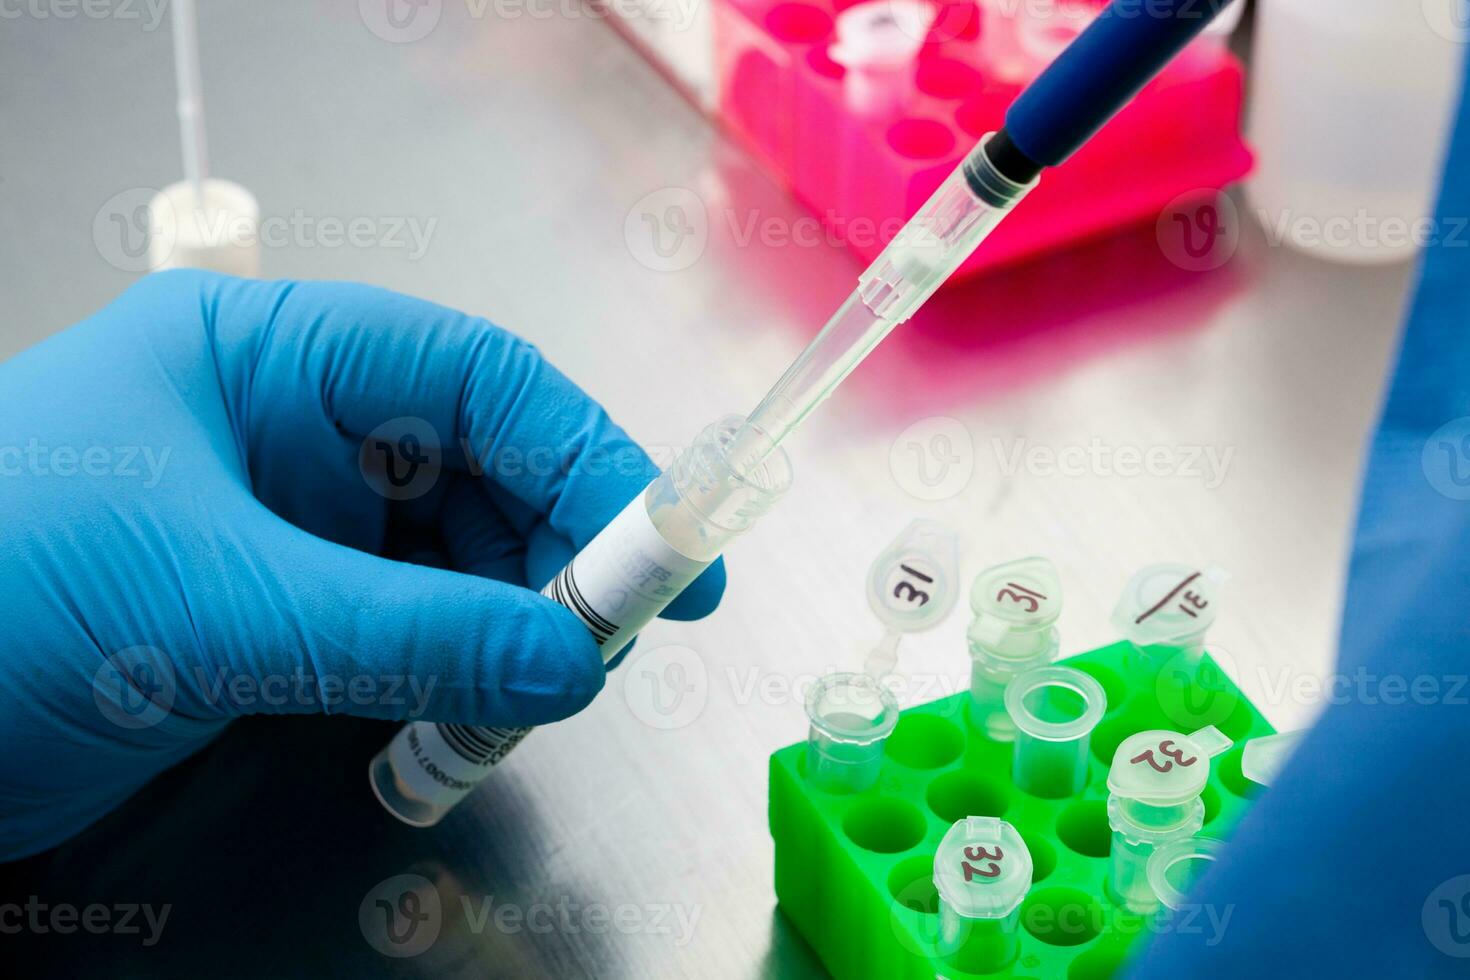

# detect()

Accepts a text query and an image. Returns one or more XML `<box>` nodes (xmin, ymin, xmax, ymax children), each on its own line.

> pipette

<box><xmin>727</xmin><ymin>0</ymin><xmax>1240</xmax><ymax>479</ymax></box>
<box><xmin>370</xmin><ymin>0</ymin><xmax>1242</xmax><ymax>826</ymax></box>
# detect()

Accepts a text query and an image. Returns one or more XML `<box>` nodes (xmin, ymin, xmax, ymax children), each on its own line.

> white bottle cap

<box><xmin>148</xmin><ymin>178</ymin><xmax>261</xmax><ymax>277</ymax></box>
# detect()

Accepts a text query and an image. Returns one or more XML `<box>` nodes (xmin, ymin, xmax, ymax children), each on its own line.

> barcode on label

<box><xmin>438</xmin><ymin>724</ymin><xmax>531</xmax><ymax>766</ymax></box>
<box><xmin>542</xmin><ymin>562</ymin><xmax>618</xmax><ymax>646</ymax></box>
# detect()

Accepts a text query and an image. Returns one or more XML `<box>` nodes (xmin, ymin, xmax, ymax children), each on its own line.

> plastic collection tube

<box><xmin>1004</xmin><ymin>665</ymin><xmax>1107</xmax><ymax>798</ymax></box>
<box><xmin>967</xmin><ymin>557</ymin><xmax>1063</xmax><ymax>741</ymax></box>
<box><xmin>1105</xmin><ymin>725</ymin><xmax>1232</xmax><ymax>913</ymax></box>
<box><xmin>369</xmin><ymin>417</ymin><xmax>793</xmax><ymax>826</ymax></box>
<box><xmin>804</xmin><ymin>672</ymin><xmax>901</xmax><ymax>793</ymax></box>
<box><xmin>933</xmin><ymin>816</ymin><xmax>1033</xmax><ymax>973</ymax></box>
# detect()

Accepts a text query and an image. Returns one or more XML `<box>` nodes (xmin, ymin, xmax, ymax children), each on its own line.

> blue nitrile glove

<box><xmin>1130</xmin><ymin>57</ymin><xmax>1470</xmax><ymax>979</ymax></box>
<box><xmin>0</xmin><ymin>271</ymin><xmax>725</xmax><ymax>861</ymax></box>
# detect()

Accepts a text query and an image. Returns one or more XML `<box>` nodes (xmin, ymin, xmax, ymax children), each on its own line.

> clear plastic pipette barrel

<box><xmin>729</xmin><ymin>137</ymin><xmax>1035</xmax><ymax>475</ymax></box>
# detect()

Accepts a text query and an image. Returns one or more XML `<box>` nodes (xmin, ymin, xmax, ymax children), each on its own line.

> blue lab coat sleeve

<box><xmin>1129</xmin><ymin>49</ymin><xmax>1470</xmax><ymax>980</ymax></box>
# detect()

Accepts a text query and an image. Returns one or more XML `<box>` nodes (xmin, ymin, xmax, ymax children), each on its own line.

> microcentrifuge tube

<box><xmin>862</xmin><ymin>519</ymin><xmax>961</xmax><ymax>677</ymax></box>
<box><xmin>827</xmin><ymin>0</ymin><xmax>934</xmax><ymax>116</ymax></box>
<box><xmin>804</xmin><ymin>672</ymin><xmax>900</xmax><ymax>794</ymax></box>
<box><xmin>933</xmin><ymin>816</ymin><xmax>1032</xmax><ymax>974</ymax></box>
<box><xmin>1146</xmin><ymin>836</ymin><xmax>1226</xmax><ymax>913</ymax></box>
<box><xmin>1005</xmin><ymin>665</ymin><xmax>1106</xmax><ymax>798</ymax></box>
<box><xmin>1106</xmin><ymin>725</ymin><xmax>1232</xmax><ymax>913</ymax></box>
<box><xmin>966</xmin><ymin>557</ymin><xmax>1063</xmax><ymax>740</ymax></box>
<box><xmin>1241</xmin><ymin>730</ymin><xmax>1304</xmax><ymax>787</ymax></box>
<box><xmin>1111</xmin><ymin>563</ymin><xmax>1226</xmax><ymax>671</ymax></box>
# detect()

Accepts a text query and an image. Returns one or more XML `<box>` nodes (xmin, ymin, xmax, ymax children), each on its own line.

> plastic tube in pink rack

<box><xmin>707</xmin><ymin>0</ymin><xmax>1252</xmax><ymax>281</ymax></box>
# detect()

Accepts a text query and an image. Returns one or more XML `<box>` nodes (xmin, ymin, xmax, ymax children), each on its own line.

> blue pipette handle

<box><xmin>1002</xmin><ymin>0</ymin><xmax>1236</xmax><ymax>169</ymax></box>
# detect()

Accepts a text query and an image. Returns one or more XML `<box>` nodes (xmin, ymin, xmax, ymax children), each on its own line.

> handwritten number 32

<box><xmin>961</xmin><ymin>845</ymin><xmax>1003</xmax><ymax>881</ymax></box>
<box><xmin>1129</xmin><ymin>739</ymin><xmax>1198</xmax><ymax>773</ymax></box>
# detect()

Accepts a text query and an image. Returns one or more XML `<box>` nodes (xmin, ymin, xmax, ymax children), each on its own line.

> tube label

<box><xmin>541</xmin><ymin>493</ymin><xmax>711</xmax><ymax>660</ymax></box>
<box><xmin>386</xmin><ymin>721</ymin><xmax>530</xmax><ymax>808</ymax></box>
<box><xmin>382</xmin><ymin>493</ymin><xmax>711</xmax><ymax>805</ymax></box>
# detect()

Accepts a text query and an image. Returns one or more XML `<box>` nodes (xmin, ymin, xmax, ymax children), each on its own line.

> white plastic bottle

<box><xmin>1248</xmin><ymin>0</ymin><xmax>1461</xmax><ymax>263</ymax></box>
<box><xmin>368</xmin><ymin>415</ymin><xmax>793</xmax><ymax>826</ymax></box>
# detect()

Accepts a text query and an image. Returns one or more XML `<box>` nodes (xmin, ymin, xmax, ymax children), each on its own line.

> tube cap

<box><xmin>148</xmin><ymin>178</ymin><xmax>260</xmax><ymax>277</ymax></box>
<box><xmin>1107</xmin><ymin>726</ymin><xmax>1232</xmax><ymax>806</ymax></box>
<box><xmin>1241</xmin><ymin>730</ymin><xmax>1304</xmax><ymax>787</ymax></box>
<box><xmin>1112</xmin><ymin>563</ymin><xmax>1225</xmax><ymax>650</ymax></box>
<box><xmin>934</xmin><ymin>816</ymin><xmax>1033</xmax><ymax>920</ymax></box>
<box><xmin>867</xmin><ymin>519</ymin><xmax>962</xmax><ymax>634</ymax></box>
<box><xmin>1147</xmin><ymin>836</ymin><xmax>1226</xmax><ymax>911</ymax></box>
<box><xmin>968</xmin><ymin>556</ymin><xmax>1063</xmax><ymax>649</ymax></box>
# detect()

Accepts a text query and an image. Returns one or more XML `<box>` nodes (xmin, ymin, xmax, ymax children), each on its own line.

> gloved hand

<box><xmin>0</xmin><ymin>270</ymin><xmax>724</xmax><ymax>861</ymax></box>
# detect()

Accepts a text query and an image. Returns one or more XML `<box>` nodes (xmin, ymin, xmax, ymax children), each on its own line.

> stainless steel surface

<box><xmin>1</xmin><ymin>3</ymin><xmax>1414</xmax><ymax>977</ymax></box>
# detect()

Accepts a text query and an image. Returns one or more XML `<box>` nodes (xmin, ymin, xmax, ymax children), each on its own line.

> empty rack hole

<box><xmin>843</xmin><ymin>797</ymin><xmax>927</xmax><ymax>853</ymax></box>
<box><xmin>886</xmin><ymin>714</ymin><xmax>965</xmax><ymax>769</ymax></box>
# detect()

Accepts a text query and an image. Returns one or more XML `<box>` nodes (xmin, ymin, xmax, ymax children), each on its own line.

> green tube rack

<box><xmin>768</xmin><ymin>641</ymin><xmax>1273</xmax><ymax>979</ymax></box>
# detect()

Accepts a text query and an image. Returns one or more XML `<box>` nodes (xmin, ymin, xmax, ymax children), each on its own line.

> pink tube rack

<box><xmin>705</xmin><ymin>0</ymin><xmax>1252</xmax><ymax>280</ymax></box>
